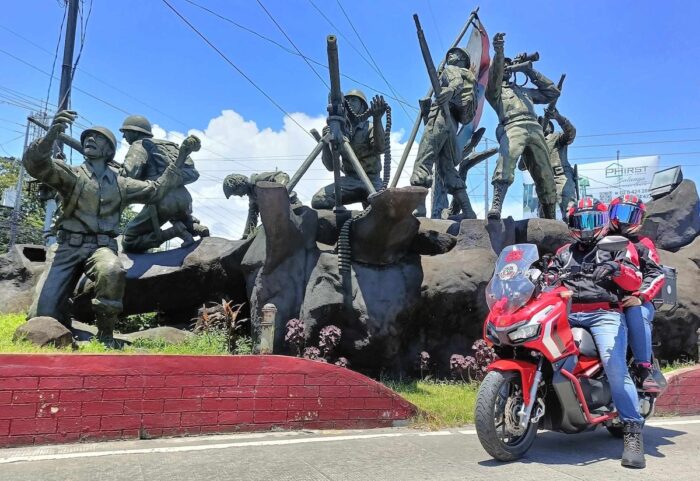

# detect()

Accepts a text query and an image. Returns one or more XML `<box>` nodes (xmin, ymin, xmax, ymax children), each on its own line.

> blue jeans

<box><xmin>569</xmin><ymin>310</ymin><xmax>642</xmax><ymax>423</ymax></box>
<box><xmin>624</xmin><ymin>301</ymin><xmax>655</xmax><ymax>365</ymax></box>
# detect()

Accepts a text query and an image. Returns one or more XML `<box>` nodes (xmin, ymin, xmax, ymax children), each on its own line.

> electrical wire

<box><xmin>44</xmin><ymin>3</ymin><xmax>67</xmax><ymax>111</ymax></box>
<box><xmin>161</xmin><ymin>0</ymin><xmax>314</xmax><ymax>140</ymax></box>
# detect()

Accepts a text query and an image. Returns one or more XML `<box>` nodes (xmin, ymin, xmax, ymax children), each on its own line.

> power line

<box><xmin>255</xmin><ymin>0</ymin><xmax>329</xmax><ymax>90</ymax></box>
<box><xmin>572</xmin><ymin>138</ymin><xmax>700</xmax><ymax>149</ymax></box>
<box><xmin>181</xmin><ymin>0</ymin><xmax>418</xmax><ymax>111</ymax></box>
<box><xmin>160</xmin><ymin>0</ymin><xmax>313</xmax><ymax>140</ymax></box>
<box><xmin>335</xmin><ymin>0</ymin><xmax>413</xmax><ymax>123</ymax></box>
<box><xmin>578</xmin><ymin>127</ymin><xmax>700</xmax><ymax>138</ymax></box>
<box><xmin>44</xmin><ymin>4</ymin><xmax>67</xmax><ymax>111</ymax></box>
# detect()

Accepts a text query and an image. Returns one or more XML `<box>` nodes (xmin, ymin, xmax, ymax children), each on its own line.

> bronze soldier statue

<box><xmin>542</xmin><ymin>106</ymin><xmax>577</xmax><ymax>219</ymax></box>
<box><xmin>311</xmin><ymin>90</ymin><xmax>386</xmax><ymax>209</ymax></box>
<box><xmin>486</xmin><ymin>32</ymin><xmax>560</xmax><ymax>219</ymax></box>
<box><xmin>410</xmin><ymin>47</ymin><xmax>478</xmax><ymax>218</ymax></box>
<box><xmin>23</xmin><ymin>110</ymin><xmax>198</xmax><ymax>343</ymax></box>
<box><xmin>223</xmin><ymin>171</ymin><xmax>293</xmax><ymax>239</ymax></box>
<box><xmin>119</xmin><ymin>115</ymin><xmax>208</xmax><ymax>252</ymax></box>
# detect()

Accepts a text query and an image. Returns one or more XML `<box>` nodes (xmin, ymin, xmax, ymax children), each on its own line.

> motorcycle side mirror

<box><xmin>597</xmin><ymin>235</ymin><xmax>629</xmax><ymax>252</ymax></box>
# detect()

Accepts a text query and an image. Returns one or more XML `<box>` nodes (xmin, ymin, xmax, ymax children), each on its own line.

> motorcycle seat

<box><xmin>571</xmin><ymin>327</ymin><xmax>599</xmax><ymax>357</ymax></box>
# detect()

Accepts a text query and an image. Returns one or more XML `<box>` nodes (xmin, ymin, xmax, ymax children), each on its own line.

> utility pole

<box><xmin>8</xmin><ymin>120</ymin><xmax>32</xmax><ymax>249</ymax></box>
<box><xmin>43</xmin><ymin>0</ymin><xmax>79</xmax><ymax>244</ymax></box>
<box><xmin>484</xmin><ymin>138</ymin><xmax>489</xmax><ymax>217</ymax></box>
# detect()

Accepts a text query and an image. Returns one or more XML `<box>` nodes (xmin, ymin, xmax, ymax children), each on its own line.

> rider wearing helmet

<box><xmin>609</xmin><ymin>194</ymin><xmax>665</xmax><ymax>393</ymax></box>
<box><xmin>550</xmin><ymin>197</ymin><xmax>646</xmax><ymax>469</ymax></box>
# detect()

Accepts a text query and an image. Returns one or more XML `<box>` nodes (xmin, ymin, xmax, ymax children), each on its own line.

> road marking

<box><xmin>458</xmin><ymin>430</ymin><xmax>477</xmax><ymax>435</ymax></box>
<box><xmin>418</xmin><ymin>431</ymin><xmax>453</xmax><ymax>436</ymax></box>
<box><xmin>0</xmin><ymin>432</ymin><xmax>408</xmax><ymax>465</ymax></box>
<box><xmin>647</xmin><ymin>419</ymin><xmax>700</xmax><ymax>427</ymax></box>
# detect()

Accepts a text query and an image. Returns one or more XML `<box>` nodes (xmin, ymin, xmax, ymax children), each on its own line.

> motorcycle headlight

<box><xmin>508</xmin><ymin>323</ymin><xmax>541</xmax><ymax>343</ymax></box>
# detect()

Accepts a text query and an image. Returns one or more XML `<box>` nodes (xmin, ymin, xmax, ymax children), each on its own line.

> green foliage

<box><xmin>115</xmin><ymin>312</ymin><xmax>160</xmax><ymax>333</ymax></box>
<box><xmin>661</xmin><ymin>360</ymin><xmax>697</xmax><ymax>373</ymax></box>
<box><xmin>0</xmin><ymin>313</ymin><xmax>249</xmax><ymax>356</ymax></box>
<box><xmin>383</xmin><ymin>378</ymin><xmax>479</xmax><ymax>429</ymax></box>
<box><xmin>119</xmin><ymin>205</ymin><xmax>138</xmax><ymax>231</ymax></box>
<box><xmin>0</xmin><ymin>156</ymin><xmax>46</xmax><ymax>253</ymax></box>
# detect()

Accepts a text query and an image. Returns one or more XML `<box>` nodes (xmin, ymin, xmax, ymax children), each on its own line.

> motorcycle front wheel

<box><xmin>475</xmin><ymin>370</ymin><xmax>538</xmax><ymax>461</ymax></box>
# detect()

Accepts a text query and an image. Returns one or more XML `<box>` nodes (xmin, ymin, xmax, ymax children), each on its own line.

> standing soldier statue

<box><xmin>410</xmin><ymin>46</ymin><xmax>478</xmax><ymax>218</ymax></box>
<box><xmin>542</xmin><ymin>106</ymin><xmax>577</xmax><ymax>219</ymax></box>
<box><xmin>486</xmin><ymin>32</ymin><xmax>560</xmax><ymax>219</ymax></box>
<box><xmin>223</xmin><ymin>171</ymin><xmax>294</xmax><ymax>239</ymax></box>
<box><xmin>23</xmin><ymin>110</ymin><xmax>199</xmax><ymax>343</ymax></box>
<box><xmin>119</xmin><ymin>115</ymin><xmax>208</xmax><ymax>252</ymax></box>
<box><xmin>311</xmin><ymin>90</ymin><xmax>387</xmax><ymax>209</ymax></box>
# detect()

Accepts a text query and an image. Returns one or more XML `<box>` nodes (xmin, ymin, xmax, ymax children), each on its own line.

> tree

<box><xmin>0</xmin><ymin>157</ymin><xmax>46</xmax><ymax>253</ymax></box>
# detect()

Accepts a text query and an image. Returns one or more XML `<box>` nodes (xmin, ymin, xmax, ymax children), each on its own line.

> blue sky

<box><xmin>1</xmin><ymin>0</ymin><xmax>699</xmax><ymax>237</ymax></box>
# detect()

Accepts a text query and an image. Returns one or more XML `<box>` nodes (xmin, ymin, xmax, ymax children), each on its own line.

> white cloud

<box><xmin>114</xmin><ymin>109</ymin><xmax>501</xmax><ymax>240</ymax></box>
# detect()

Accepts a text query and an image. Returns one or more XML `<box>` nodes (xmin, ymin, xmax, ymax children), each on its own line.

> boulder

<box><xmin>410</xmin><ymin>229</ymin><xmax>456</xmax><ymax>256</ymax></box>
<box><xmin>14</xmin><ymin>316</ymin><xmax>72</xmax><ymax>348</ymax></box>
<box><xmin>677</xmin><ymin>236</ymin><xmax>700</xmax><ymax>269</ymax></box>
<box><xmin>73</xmin><ymin>236</ymin><xmax>251</xmax><ymax>324</ymax></box>
<box><xmin>514</xmin><ymin>218</ymin><xmax>570</xmax><ymax>255</ymax></box>
<box><xmin>641</xmin><ymin>180</ymin><xmax>700</xmax><ymax>251</ymax></box>
<box><xmin>350</xmin><ymin>187</ymin><xmax>427</xmax><ymax>265</ymax></box>
<box><xmin>122</xmin><ymin>326</ymin><xmax>193</xmax><ymax>344</ymax></box>
<box><xmin>0</xmin><ymin>244</ymin><xmax>47</xmax><ymax>314</ymax></box>
<box><xmin>654</xmin><ymin>249</ymin><xmax>700</xmax><ymax>361</ymax></box>
<box><xmin>456</xmin><ymin>218</ymin><xmax>516</xmax><ymax>253</ymax></box>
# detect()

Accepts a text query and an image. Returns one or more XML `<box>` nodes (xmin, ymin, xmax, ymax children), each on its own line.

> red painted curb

<box><xmin>655</xmin><ymin>365</ymin><xmax>700</xmax><ymax>416</ymax></box>
<box><xmin>0</xmin><ymin>354</ymin><xmax>416</xmax><ymax>448</ymax></box>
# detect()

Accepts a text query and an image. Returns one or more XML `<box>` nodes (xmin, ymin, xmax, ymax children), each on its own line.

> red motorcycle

<box><xmin>474</xmin><ymin>239</ymin><xmax>663</xmax><ymax>461</ymax></box>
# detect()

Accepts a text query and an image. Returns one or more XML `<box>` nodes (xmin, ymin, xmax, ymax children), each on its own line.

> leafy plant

<box><xmin>285</xmin><ymin>318</ymin><xmax>305</xmax><ymax>356</ymax></box>
<box><xmin>115</xmin><ymin>312</ymin><xmax>160</xmax><ymax>333</ymax></box>
<box><xmin>192</xmin><ymin>300</ymin><xmax>247</xmax><ymax>353</ymax></box>
<box><xmin>303</xmin><ymin>346</ymin><xmax>324</xmax><ymax>361</ymax></box>
<box><xmin>450</xmin><ymin>340</ymin><xmax>497</xmax><ymax>382</ymax></box>
<box><xmin>318</xmin><ymin>325</ymin><xmax>341</xmax><ymax>358</ymax></box>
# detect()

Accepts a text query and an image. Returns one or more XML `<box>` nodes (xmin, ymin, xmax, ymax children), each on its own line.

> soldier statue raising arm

<box><xmin>23</xmin><ymin>110</ymin><xmax>199</xmax><ymax>344</ymax></box>
<box><xmin>542</xmin><ymin>106</ymin><xmax>577</xmax><ymax>219</ymax></box>
<box><xmin>486</xmin><ymin>32</ymin><xmax>560</xmax><ymax>219</ymax></box>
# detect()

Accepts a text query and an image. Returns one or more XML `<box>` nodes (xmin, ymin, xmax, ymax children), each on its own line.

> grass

<box><xmin>0</xmin><ymin>312</ymin><xmax>250</xmax><ymax>355</ymax></box>
<box><xmin>383</xmin><ymin>378</ymin><xmax>479</xmax><ymax>429</ymax></box>
<box><xmin>661</xmin><ymin>360</ymin><xmax>697</xmax><ymax>373</ymax></box>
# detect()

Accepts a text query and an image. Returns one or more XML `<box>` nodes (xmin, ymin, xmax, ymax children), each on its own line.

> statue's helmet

<box><xmin>446</xmin><ymin>47</ymin><xmax>471</xmax><ymax>68</ymax></box>
<box><xmin>80</xmin><ymin>126</ymin><xmax>117</xmax><ymax>153</ymax></box>
<box><xmin>223</xmin><ymin>173</ymin><xmax>250</xmax><ymax>198</ymax></box>
<box><xmin>344</xmin><ymin>89</ymin><xmax>368</xmax><ymax>109</ymax></box>
<box><xmin>119</xmin><ymin>115</ymin><xmax>153</xmax><ymax>137</ymax></box>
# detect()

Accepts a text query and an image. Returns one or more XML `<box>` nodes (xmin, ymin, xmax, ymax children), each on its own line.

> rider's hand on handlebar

<box><xmin>592</xmin><ymin>261</ymin><xmax>620</xmax><ymax>282</ymax></box>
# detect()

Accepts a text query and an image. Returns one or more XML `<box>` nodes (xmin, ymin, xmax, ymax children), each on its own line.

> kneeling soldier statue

<box><xmin>23</xmin><ymin>110</ymin><xmax>198</xmax><ymax>344</ymax></box>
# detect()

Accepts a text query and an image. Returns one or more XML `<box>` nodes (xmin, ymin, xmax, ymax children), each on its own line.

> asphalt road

<box><xmin>1</xmin><ymin>416</ymin><xmax>699</xmax><ymax>481</ymax></box>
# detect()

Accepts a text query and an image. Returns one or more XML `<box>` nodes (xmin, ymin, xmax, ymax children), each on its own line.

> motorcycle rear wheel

<box><xmin>475</xmin><ymin>370</ymin><xmax>538</xmax><ymax>461</ymax></box>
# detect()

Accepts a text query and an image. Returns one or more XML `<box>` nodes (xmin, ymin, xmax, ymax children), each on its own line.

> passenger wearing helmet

<box><xmin>549</xmin><ymin>198</ymin><xmax>646</xmax><ymax>468</ymax></box>
<box><xmin>22</xmin><ymin>110</ymin><xmax>188</xmax><ymax>343</ymax></box>
<box><xmin>311</xmin><ymin>89</ymin><xmax>387</xmax><ymax>209</ymax></box>
<box><xmin>119</xmin><ymin>114</ymin><xmax>208</xmax><ymax>252</ymax></box>
<box><xmin>609</xmin><ymin>194</ymin><xmax>665</xmax><ymax>393</ymax></box>
<box><xmin>410</xmin><ymin>46</ymin><xmax>478</xmax><ymax>218</ymax></box>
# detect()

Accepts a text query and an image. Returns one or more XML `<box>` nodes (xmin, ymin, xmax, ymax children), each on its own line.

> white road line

<box><xmin>0</xmin><ymin>433</ymin><xmax>407</xmax><ymax>465</ymax></box>
<box><xmin>418</xmin><ymin>431</ymin><xmax>453</xmax><ymax>436</ymax></box>
<box><xmin>647</xmin><ymin>419</ymin><xmax>700</xmax><ymax>427</ymax></box>
<box><xmin>458</xmin><ymin>430</ymin><xmax>477</xmax><ymax>435</ymax></box>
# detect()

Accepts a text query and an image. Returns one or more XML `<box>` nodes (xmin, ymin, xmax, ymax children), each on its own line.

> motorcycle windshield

<box><xmin>486</xmin><ymin>244</ymin><xmax>540</xmax><ymax>314</ymax></box>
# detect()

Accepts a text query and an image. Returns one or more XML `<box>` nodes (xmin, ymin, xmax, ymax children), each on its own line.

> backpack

<box><xmin>143</xmin><ymin>138</ymin><xmax>199</xmax><ymax>185</ymax></box>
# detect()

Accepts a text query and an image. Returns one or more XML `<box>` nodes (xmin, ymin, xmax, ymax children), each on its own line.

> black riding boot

<box><xmin>621</xmin><ymin>421</ymin><xmax>646</xmax><ymax>469</ymax></box>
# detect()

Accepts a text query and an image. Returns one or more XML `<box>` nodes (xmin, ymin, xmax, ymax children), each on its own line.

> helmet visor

<box><xmin>610</xmin><ymin>203</ymin><xmax>644</xmax><ymax>225</ymax></box>
<box><xmin>568</xmin><ymin>210</ymin><xmax>610</xmax><ymax>231</ymax></box>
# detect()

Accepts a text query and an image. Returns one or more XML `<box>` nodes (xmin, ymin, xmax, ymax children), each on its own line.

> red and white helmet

<box><xmin>567</xmin><ymin>197</ymin><xmax>610</xmax><ymax>244</ymax></box>
<box><xmin>609</xmin><ymin>194</ymin><xmax>646</xmax><ymax>234</ymax></box>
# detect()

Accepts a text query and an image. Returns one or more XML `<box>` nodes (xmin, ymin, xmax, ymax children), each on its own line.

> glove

<box><xmin>592</xmin><ymin>261</ymin><xmax>620</xmax><ymax>282</ymax></box>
